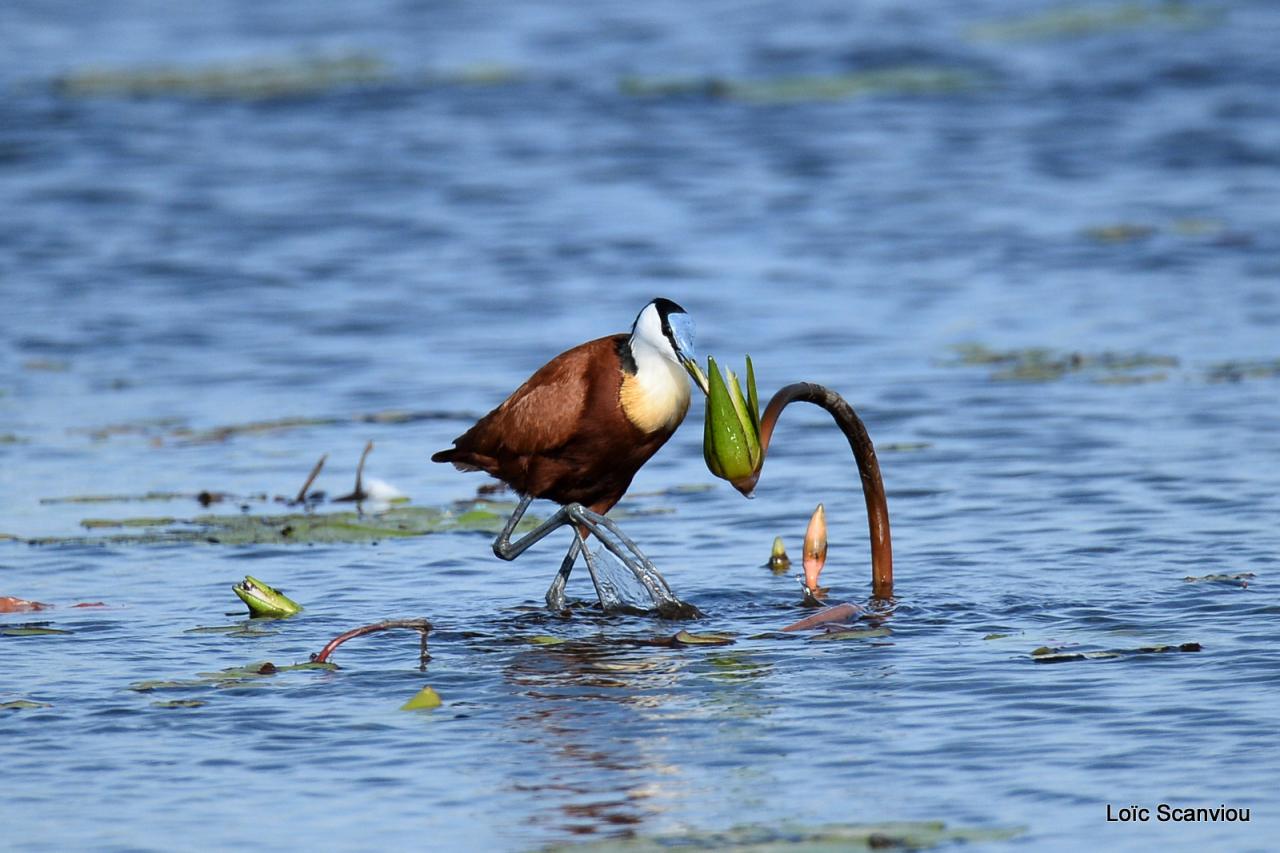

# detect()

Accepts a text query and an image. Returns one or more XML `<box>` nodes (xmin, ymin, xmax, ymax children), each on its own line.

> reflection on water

<box><xmin>3</xmin><ymin>0</ymin><xmax>1280</xmax><ymax>850</ymax></box>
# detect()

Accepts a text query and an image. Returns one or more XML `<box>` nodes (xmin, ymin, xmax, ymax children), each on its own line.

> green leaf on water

<box><xmin>24</xmin><ymin>500</ymin><xmax>545</xmax><ymax>546</ymax></box>
<box><xmin>811</xmin><ymin>626</ymin><xmax>892</xmax><ymax>642</ymax></box>
<box><xmin>400</xmin><ymin>686</ymin><xmax>442</xmax><ymax>711</ymax></box>
<box><xmin>81</xmin><ymin>516</ymin><xmax>177</xmax><ymax>529</ymax></box>
<box><xmin>527</xmin><ymin>635</ymin><xmax>567</xmax><ymax>646</ymax></box>
<box><xmin>968</xmin><ymin>2</ymin><xmax>1218</xmax><ymax>42</ymax></box>
<box><xmin>622</xmin><ymin>67</ymin><xmax>984</xmax><ymax>103</ymax></box>
<box><xmin>1031</xmin><ymin>642</ymin><xmax>1202</xmax><ymax>663</ymax></box>
<box><xmin>672</xmin><ymin>630</ymin><xmax>735</xmax><ymax>647</ymax></box>
<box><xmin>539</xmin><ymin>820</ymin><xmax>1025</xmax><ymax>851</ymax></box>
<box><xmin>1</xmin><ymin>624</ymin><xmax>72</xmax><ymax>636</ymax></box>
<box><xmin>1184</xmin><ymin>572</ymin><xmax>1254</xmax><ymax>585</ymax></box>
<box><xmin>152</xmin><ymin>699</ymin><xmax>206</xmax><ymax>709</ymax></box>
<box><xmin>131</xmin><ymin>660</ymin><xmax>335</xmax><ymax>693</ymax></box>
<box><xmin>130</xmin><ymin>680</ymin><xmax>210</xmax><ymax>692</ymax></box>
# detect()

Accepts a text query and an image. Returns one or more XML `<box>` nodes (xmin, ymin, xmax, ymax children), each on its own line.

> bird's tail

<box><xmin>432</xmin><ymin>447</ymin><xmax>484</xmax><ymax>472</ymax></box>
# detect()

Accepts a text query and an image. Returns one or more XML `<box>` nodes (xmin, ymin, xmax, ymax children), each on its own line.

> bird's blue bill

<box><xmin>669</xmin><ymin>313</ymin><xmax>710</xmax><ymax>393</ymax></box>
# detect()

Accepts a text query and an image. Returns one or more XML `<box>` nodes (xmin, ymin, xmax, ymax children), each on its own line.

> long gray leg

<box><xmin>493</xmin><ymin>495</ymin><xmax>587</xmax><ymax>562</ymax></box>
<box><xmin>490</xmin><ymin>496</ymin><xmax>698</xmax><ymax>618</ymax></box>
<box><xmin>564</xmin><ymin>506</ymin><xmax>700</xmax><ymax>618</ymax></box>
<box><xmin>544</xmin><ymin>537</ymin><xmax>580</xmax><ymax>610</ymax></box>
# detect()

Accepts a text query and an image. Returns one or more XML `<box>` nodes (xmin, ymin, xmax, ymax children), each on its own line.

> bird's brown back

<box><xmin>432</xmin><ymin>334</ymin><xmax>682</xmax><ymax>513</ymax></box>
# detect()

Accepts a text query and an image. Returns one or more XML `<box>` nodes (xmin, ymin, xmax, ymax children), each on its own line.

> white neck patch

<box><xmin>631</xmin><ymin>302</ymin><xmax>678</xmax><ymax>362</ymax></box>
<box><xmin>620</xmin><ymin>304</ymin><xmax>690</xmax><ymax>433</ymax></box>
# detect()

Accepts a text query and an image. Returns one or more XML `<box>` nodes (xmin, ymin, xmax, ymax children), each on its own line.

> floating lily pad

<box><xmin>1083</xmin><ymin>223</ymin><xmax>1157</xmax><ymax>243</ymax></box>
<box><xmin>541</xmin><ymin>820</ymin><xmax>1024</xmax><ymax>851</ymax></box>
<box><xmin>671</xmin><ymin>631</ymin><xmax>735</xmax><ymax>647</ymax></box>
<box><xmin>1</xmin><ymin>623</ymin><xmax>72</xmax><ymax>637</ymax></box>
<box><xmin>621</xmin><ymin>66</ymin><xmax>983</xmax><ymax>103</ymax></box>
<box><xmin>1206</xmin><ymin>359</ymin><xmax>1280</xmax><ymax>383</ymax></box>
<box><xmin>1184</xmin><ymin>572</ymin><xmax>1254</xmax><ymax>586</ymax></box>
<box><xmin>152</xmin><ymin>699</ymin><xmax>207</xmax><ymax>709</ymax></box>
<box><xmin>21</xmin><ymin>499</ymin><xmax>541</xmax><ymax>546</ymax></box>
<box><xmin>526</xmin><ymin>635</ymin><xmax>568</xmax><ymax>646</ymax></box>
<box><xmin>945</xmin><ymin>344</ymin><xmax>1178</xmax><ymax>383</ymax></box>
<box><xmin>399</xmin><ymin>686</ymin><xmax>443</xmax><ymax>711</ymax></box>
<box><xmin>1031</xmin><ymin>642</ymin><xmax>1201</xmax><ymax>663</ymax></box>
<box><xmin>880</xmin><ymin>442</ymin><xmax>933</xmax><ymax>453</ymax></box>
<box><xmin>56</xmin><ymin>56</ymin><xmax>525</xmax><ymax>102</ymax></box>
<box><xmin>73</xmin><ymin>408</ymin><xmax>471</xmax><ymax>446</ymax></box>
<box><xmin>184</xmin><ymin>622</ymin><xmax>280</xmax><ymax>637</ymax></box>
<box><xmin>1</xmin><ymin>700</ymin><xmax>53</xmax><ymax>710</ymax></box>
<box><xmin>81</xmin><ymin>516</ymin><xmax>177</xmax><ymax>529</ymax></box>
<box><xmin>130</xmin><ymin>660</ymin><xmax>336</xmax><ymax>693</ymax></box>
<box><xmin>42</xmin><ymin>491</ymin><xmax>197</xmax><ymax>505</ymax></box>
<box><xmin>56</xmin><ymin>55</ymin><xmax>389</xmax><ymax>100</ymax></box>
<box><xmin>811</xmin><ymin>626</ymin><xmax>892</xmax><ymax>642</ymax></box>
<box><xmin>968</xmin><ymin>2</ymin><xmax>1218</xmax><ymax>42</ymax></box>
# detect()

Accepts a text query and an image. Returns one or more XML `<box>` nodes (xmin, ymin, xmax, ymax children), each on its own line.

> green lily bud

<box><xmin>702</xmin><ymin>355</ymin><xmax>763</xmax><ymax>495</ymax></box>
<box><xmin>233</xmin><ymin>575</ymin><xmax>303</xmax><ymax>618</ymax></box>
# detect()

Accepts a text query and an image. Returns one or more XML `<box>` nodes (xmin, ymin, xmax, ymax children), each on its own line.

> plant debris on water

<box><xmin>73</xmin><ymin>408</ymin><xmax>472</xmax><ymax>445</ymax></box>
<box><xmin>1030</xmin><ymin>642</ymin><xmax>1201</xmax><ymax>663</ymax></box>
<box><xmin>540</xmin><ymin>820</ymin><xmax>1024</xmax><ymax>851</ymax></box>
<box><xmin>947</xmin><ymin>344</ymin><xmax>1280</xmax><ymax>386</ymax></box>
<box><xmin>945</xmin><ymin>344</ymin><xmax>1179</xmax><ymax>383</ymax></box>
<box><xmin>129</xmin><ymin>660</ymin><xmax>338</xmax><ymax>693</ymax></box>
<box><xmin>1</xmin><ymin>623</ymin><xmax>73</xmax><ymax>637</ymax></box>
<box><xmin>967</xmin><ymin>1</ymin><xmax>1219</xmax><ymax>42</ymax></box>
<box><xmin>620</xmin><ymin>66</ymin><xmax>983</xmax><ymax>102</ymax></box>
<box><xmin>1</xmin><ymin>700</ymin><xmax>54</xmax><ymax>711</ymax></box>
<box><xmin>399</xmin><ymin>686</ymin><xmax>443</xmax><ymax>711</ymax></box>
<box><xmin>1184</xmin><ymin>572</ymin><xmax>1254</xmax><ymax>586</ymax></box>
<box><xmin>17</xmin><ymin>500</ymin><xmax>543</xmax><ymax>546</ymax></box>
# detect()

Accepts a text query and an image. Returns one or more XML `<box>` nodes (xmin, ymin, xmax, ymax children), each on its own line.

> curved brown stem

<box><xmin>311</xmin><ymin>618</ymin><xmax>432</xmax><ymax>666</ymax></box>
<box><xmin>736</xmin><ymin>383</ymin><xmax>893</xmax><ymax>600</ymax></box>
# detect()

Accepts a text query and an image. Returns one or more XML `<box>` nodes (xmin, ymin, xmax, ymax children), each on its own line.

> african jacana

<box><xmin>433</xmin><ymin>298</ymin><xmax>708</xmax><ymax>617</ymax></box>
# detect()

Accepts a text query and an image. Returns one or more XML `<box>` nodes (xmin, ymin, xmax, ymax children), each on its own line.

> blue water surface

<box><xmin>2</xmin><ymin>1</ymin><xmax>1279</xmax><ymax>851</ymax></box>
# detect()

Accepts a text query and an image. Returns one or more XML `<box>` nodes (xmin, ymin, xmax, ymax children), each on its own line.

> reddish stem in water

<box><xmin>311</xmin><ymin>618</ymin><xmax>432</xmax><ymax>664</ymax></box>
<box><xmin>736</xmin><ymin>383</ymin><xmax>894</xmax><ymax>600</ymax></box>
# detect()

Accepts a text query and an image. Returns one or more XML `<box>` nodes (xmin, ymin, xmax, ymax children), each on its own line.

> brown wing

<box><xmin>432</xmin><ymin>336</ymin><xmax>619</xmax><ymax>468</ymax></box>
